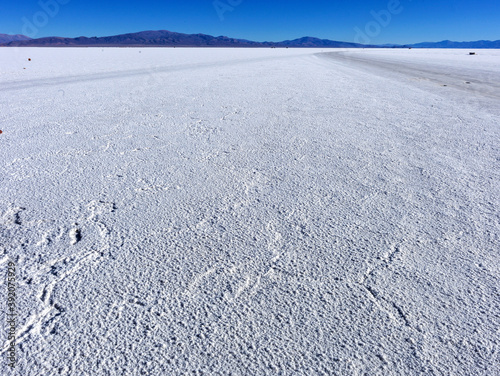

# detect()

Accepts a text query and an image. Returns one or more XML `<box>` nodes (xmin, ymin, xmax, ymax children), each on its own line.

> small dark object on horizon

<box><xmin>0</xmin><ymin>130</ymin><xmax>3</xmax><ymax>134</ymax></box>
<box><xmin>28</xmin><ymin>58</ymin><xmax>31</xmax><ymax>61</ymax></box>
<box><xmin>469</xmin><ymin>52</ymin><xmax>476</xmax><ymax>55</ymax></box>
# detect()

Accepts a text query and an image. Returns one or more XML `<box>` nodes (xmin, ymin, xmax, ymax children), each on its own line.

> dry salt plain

<box><xmin>0</xmin><ymin>47</ymin><xmax>499</xmax><ymax>375</ymax></box>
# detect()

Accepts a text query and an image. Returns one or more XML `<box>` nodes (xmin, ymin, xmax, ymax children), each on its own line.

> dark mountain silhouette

<box><xmin>409</xmin><ymin>40</ymin><xmax>500</xmax><ymax>49</ymax></box>
<box><xmin>0</xmin><ymin>31</ymin><xmax>498</xmax><ymax>49</ymax></box>
<box><xmin>277</xmin><ymin>36</ymin><xmax>369</xmax><ymax>48</ymax></box>
<box><xmin>1</xmin><ymin>30</ymin><xmax>267</xmax><ymax>47</ymax></box>
<box><xmin>0</xmin><ymin>30</ymin><xmax>369</xmax><ymax>48</ymax></box>
<box><xmin>0</xmin><ymin>34</ymin><xmax>31</xmax><ymax>44</ymax></box>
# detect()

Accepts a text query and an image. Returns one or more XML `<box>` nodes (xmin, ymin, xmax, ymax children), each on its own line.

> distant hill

<box><xmin>0</xmin><ymin>30</ymin><xmax>369</xmax><ymax>48</ymax></box>
<box><xmin>278</xmin><ymin>37</ymin><xmax>370</xmax><ymax>48</ymax></box>
<box><xmin>409</xmin><ymin>40</ymin><xmax>500</xmax><ymax>49</ymax></box>
<box><xmin>0</xmin><ymin>34</ymin><xmax>31</xmax><ymax>44</ymax></box>
<box><xmin>0</xmin><ymin>31</ymin><xmax>498</xmax><ymax>48</ymax></box>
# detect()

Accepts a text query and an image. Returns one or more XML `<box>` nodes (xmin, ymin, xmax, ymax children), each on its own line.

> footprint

<box><xmin>86</xmin><ymin>200</ymin><xmax>117</xmax><ymax>221</ymax></box>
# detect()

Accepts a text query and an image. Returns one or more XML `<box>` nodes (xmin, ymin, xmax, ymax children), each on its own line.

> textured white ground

<box><xmin>1</xmin><ymin>48</ymin><xmax>499</xmax><ymax>375</ymax></box>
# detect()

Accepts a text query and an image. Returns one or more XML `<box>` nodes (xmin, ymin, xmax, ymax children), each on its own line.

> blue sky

<box><xmin>2</xmin><ymin>0</ymin><xmax>499</xmax><ymax>44</ymax></box>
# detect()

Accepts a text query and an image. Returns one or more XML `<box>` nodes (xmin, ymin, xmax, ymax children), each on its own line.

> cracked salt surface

<box><xmin>1</xmin><ymin>48</ymin><xmax>499</xmax><ymax>375</ymax></box>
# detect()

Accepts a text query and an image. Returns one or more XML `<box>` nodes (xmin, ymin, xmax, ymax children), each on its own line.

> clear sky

<box><xmin>2</xmin><ymin>0</ymin><xmax>499</xmax><ymax>44</ymax></box>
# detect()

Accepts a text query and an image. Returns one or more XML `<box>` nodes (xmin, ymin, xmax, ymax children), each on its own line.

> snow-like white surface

<box><xmin>1</xmin><ymin>48</ymin><xmax>499</xmax><ymax>375</ymax></box>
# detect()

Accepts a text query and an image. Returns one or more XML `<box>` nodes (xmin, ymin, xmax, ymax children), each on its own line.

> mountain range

<box><xmin>1</xmin><ymin>30</ymin><xmax>499</xmax><ymax>48</ymax></box>
<box><xmin>0</xmin><ymin>30</ymin><xmax>369</xmax><ymax>48</ymax></box>
<box><xmin>0</xmin><ymin>33</ymin><xmax>32</xmax><ymax>44</ymax></box>
<box><xmin>406</xmin><ymin>40</ymin><xmax>500</xmax><ymax>48</ymax></box>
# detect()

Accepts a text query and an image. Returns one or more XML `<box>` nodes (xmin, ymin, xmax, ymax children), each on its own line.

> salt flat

<box><xmin>1</xmin><ymin>47</ymin><xmax>499</xmax><ymax>375</ymax></box>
